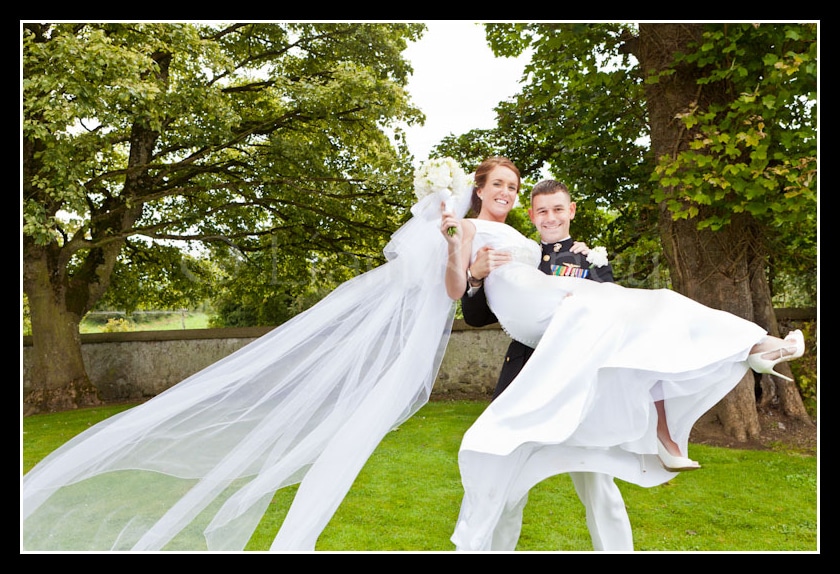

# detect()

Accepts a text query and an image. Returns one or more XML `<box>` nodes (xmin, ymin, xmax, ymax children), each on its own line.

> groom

<box><xmin>461</xmin><ymin>179</ymin><xmax>633</xmax><ymax>551</ymax></box>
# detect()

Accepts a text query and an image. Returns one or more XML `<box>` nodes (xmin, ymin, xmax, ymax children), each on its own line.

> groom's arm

<box><xmin>461</xmin><ymin>285</ymin><xmax>498</xmax><ymax>327</ymax></box>
<box><xmin>460</xmin><ymin>246</ymin><xmax>499</xmax><ymax>327</ymax></box>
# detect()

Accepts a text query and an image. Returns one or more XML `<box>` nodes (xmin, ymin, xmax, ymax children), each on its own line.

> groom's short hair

<box><xmin>530</xmin><ymin>180</ymin><xmax>570</xmax><ymax>203</ymax></box>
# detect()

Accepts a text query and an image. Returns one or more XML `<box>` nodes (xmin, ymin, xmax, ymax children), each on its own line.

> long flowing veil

<box><xmin>22</xmin><ymin>186</ymin><xmax>473</xmax><ymax>551</ymax></box>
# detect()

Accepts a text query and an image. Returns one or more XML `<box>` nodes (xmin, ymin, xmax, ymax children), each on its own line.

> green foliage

<box><xmin>102</xmin><ymin>317</ymin><xmax>132</xmax><ymax>332</ymax></box>
<box><xmin>651</xmin><ymin>23</ymin><xmax>817</xmax><ymax>230</ymax></box>
<box><xmin>441</xmin><ymin>24</ymin><xmax>657</xmax><ymax>285</ymax></box>
<box><xmin>611</xmin><ymin>234</ymin><xmax>673</xmax><ymax>290</ymax></box>
<box><xmin>97</xmin><ymin>241</ymin><xmax>216</xmax><ymax>314</ymax></box>
<box><xmin>204</xmin><ymin>228</ymin><xmax>386</xmax><ymax>327</ymax></box>
<box><xmin>448</xmin><ymin>22</ymin><xmax>816</xmax><ymax>302</ymax></box>
<box><xmin>434</xmin><ymin>128</ymin><xmax>518</xmax><ymax>181</ymax></box>
<box><xmin>23</xmin><ymin>22</ymin><xmax>424</xmax><ymax>325</ymax></box>
<box><xmin>649</xmin><ymin>23</ymin><xmax>818</xmax><ymax>305</ymax></box>
<box><xmin>22</xmin><ymin>295</ymin><xmax>32</xmax><ymax>336</ymax></box>
<box><xmin>787</xmin><ymin>320</ymin><xmax>818</xmax><ymax>417</ymax></box>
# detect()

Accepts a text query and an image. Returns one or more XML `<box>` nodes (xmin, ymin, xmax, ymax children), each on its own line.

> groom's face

<box><xmin>529</xmin><ymin>191</ymin><xmax>576</xmax><ymax>244</ymax></box>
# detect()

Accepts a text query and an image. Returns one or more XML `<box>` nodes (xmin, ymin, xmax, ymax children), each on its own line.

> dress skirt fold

<box><xmin>451</xmin><ymin>220</ymin><xmax>766</xmax><ymax>550</ymax></box>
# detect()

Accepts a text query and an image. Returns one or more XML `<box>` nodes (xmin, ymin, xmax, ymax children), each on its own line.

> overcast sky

<box><xmin>401</xmin><ymin>22</ymin><xmax>530</xmax><ymax>166</ymax></box>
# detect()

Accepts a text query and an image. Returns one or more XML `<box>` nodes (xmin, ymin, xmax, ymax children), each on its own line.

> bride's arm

<box><xmin>441</xmin><ymin>206</ymin><xmax>475</xmax><ymax>300</ymax></box>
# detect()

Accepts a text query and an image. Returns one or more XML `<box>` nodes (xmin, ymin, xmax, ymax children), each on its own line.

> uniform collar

<box><xmin>540</xmin><ymin>236</ymin><xmax>573</xmax><ymax>252</ymax></box>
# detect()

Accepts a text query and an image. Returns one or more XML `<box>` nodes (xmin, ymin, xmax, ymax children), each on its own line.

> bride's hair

<box><xmin>469</xmin><ymin>156</ymin><xmax>521</xmax><ymax>215</ymax></box>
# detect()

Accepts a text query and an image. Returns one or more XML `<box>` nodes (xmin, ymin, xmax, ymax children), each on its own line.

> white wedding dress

<box><xmin>21</xmin><ymin>188</ymin><xmax>766</xmax><ymax>552</ymax></box>
<box><xmin>450</xmin><ymin>218</ymin><xmax>766</xmax><ymax>551</ymax></box>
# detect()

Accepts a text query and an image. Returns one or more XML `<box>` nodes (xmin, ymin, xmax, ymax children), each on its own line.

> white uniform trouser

<box><xmin>489</xmin><ymin>472</ymin><xmax>633</xmax><ymax>551</ymax></box>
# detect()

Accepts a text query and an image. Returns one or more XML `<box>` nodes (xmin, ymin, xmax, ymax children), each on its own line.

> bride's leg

<box><xmin>655</xmin><ymin>400</ymin><xmax>683</xmax><ymax>457</ymax></box>
<box><xmin>653</xmin><ymin>385</ymin><xmax>701</xmax><ymax>472</ymax></box>
<box><xmin>650</xmin><ymin>382</ymin><xmax>681</xmax><ymax>457</ymax></box>
<box><xmin>749</xmin><ymin>331</ymin><xmax>805</xmax><ymax>362</ymax></box>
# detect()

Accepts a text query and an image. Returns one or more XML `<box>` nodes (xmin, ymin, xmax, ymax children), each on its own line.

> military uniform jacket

<box><xmin>461</xmin><ymin>237</ymin><xmax>614</xmax><ymax>399</ymax></box>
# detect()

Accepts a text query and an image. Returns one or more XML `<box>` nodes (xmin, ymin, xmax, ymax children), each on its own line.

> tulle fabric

<box><xmin>22</xmin><ymin>187</ymin><xmax>473</xmax><ymax>551</ymax></box>
<box><xmin>450</xmin><ymin>220</ymin><xmax>768</xmax><ymax>551</ymax></box>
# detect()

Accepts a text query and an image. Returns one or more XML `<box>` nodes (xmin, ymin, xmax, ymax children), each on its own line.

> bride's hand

<box><xmin>440</xmin><ymin>202</ymin><xmax>460</xmax><ymax>241</ymax></box>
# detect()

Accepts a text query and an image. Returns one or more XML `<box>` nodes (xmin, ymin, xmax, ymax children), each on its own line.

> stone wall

<box><xmin>21</xmin><ymin>321</ymin><xmax>510</xmax><ymax>405</ymax></box>
<box><xmin>21</xmin><ymin>308</ymin><xmax>816</xmax><ymax>408</ymax></box>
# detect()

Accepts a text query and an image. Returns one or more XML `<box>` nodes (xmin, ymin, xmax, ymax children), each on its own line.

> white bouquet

<box><xmin>413</xmin><ymin>157</ymin><xmax>469</xmax><ymax>235</ymax></box>
<box><xmin>586</xmin><ymin>246</ymin><xmax>609</xmax><ymax>268</ymax></box>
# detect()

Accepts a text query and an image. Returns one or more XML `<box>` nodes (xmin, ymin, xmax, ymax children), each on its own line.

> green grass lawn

<box><xmin>79</xmin><ymin>311</ymin><xmax>210</xmax><ymax>333</ymax></box>
<box><xmin>22</xmin><ymin>400</ymin><xmax>818</xmax><ymax>552</ymax></box>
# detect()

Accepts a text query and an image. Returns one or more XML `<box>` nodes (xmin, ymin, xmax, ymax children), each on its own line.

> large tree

<box><xmin>22</xmin><ymin>22</ymin><xmax>425</xmax><ymax>414</ymax></box>
<box><xmin>470</xmin><ymin>22</ymin><xmax>816</xmax><ymax>440</ymax></box>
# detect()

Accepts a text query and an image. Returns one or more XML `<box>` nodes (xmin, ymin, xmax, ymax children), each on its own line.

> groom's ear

<box><xmin>569</xmin><ymin>201</ymin><xmax>577</xmax><ymax>220</ymax></box>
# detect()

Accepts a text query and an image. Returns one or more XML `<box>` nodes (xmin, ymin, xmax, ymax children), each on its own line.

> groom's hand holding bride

<box><xmin>467</xmin><ymin>242</ymin><xmax>589</xmax><ymax>284</ymax></box>
<box><xmin>468</xmin><ymin>246</ymin><xmax>512</xmax><ymax>282</ymax></box>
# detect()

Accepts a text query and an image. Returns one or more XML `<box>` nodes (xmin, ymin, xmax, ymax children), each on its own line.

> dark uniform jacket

<box><xmin>461</xmin><ymin>237</ymin><xmax>615</xmax><ymax>399</ymax></box>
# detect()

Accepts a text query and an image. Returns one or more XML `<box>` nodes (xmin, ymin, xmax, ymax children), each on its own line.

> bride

<box><xmin>21</xmin><ymin>156</ymin><xmax>804</xmax><ymax>552</ymax></box>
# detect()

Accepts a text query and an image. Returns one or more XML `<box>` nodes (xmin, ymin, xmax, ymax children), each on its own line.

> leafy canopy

<box><xmin>441</xmin><ymin>23</ymin><xmax>816</xmax><ymax>300</ymax></box>
<box><xmin>23</xmin><ymin>23</ymin><xmax>426</xmax><ymax>318</ymax></box>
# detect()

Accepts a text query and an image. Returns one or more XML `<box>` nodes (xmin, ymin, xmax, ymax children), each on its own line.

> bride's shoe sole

<box><xmin>657</xmin><ymin>439</ymin><xmax>701</xmax><ymax>472</ymax></box>
<box><xmin>657</xmin><ymin>456</ymin><xmax>701</xmax><ymax>473</ymax></box>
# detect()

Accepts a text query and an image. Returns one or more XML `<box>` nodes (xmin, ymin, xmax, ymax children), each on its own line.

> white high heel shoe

<box><xmin>747</xmin><ymin>329</ymin><xmax>805</xmax><ymax>382</ymax></box>
<box><xmin>657</xmin><ymin>439</ymin><xmax>701</xmax><ymax>472</ymax></box>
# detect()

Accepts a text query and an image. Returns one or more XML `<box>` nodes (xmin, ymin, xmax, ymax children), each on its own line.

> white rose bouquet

<box><xmin>586</xmin><ymin>246</ymin><xmax>609</xmax><ymax>268</ymax></box>
<box><xmin>413</xmin><ymin>157</ymin><xmax>469</xmax><ymax>235</ymax></box>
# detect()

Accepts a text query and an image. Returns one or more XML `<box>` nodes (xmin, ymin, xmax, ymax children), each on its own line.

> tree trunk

<box><xmin>23</xmin><ymin>243</ymin><xmax>102</xmax><ymax>415</ymax></box>
<box><xmin>747</xmin><ymin>237</ymin><xmax>813</xmax><ymax>422</ymax></box>
<box><xmin>22</xmin><ymin>54</ymin><xmax>161</xmax><ymax>414</ymax></box>
<box><xmin>635</xmin><ymin>23</ymin><xmax>768</xmax><ymax>441</ymax></box>
<box><xmin>659</xmin><ymin>213</ymin><xmax>761</xmax><ymax>441</ymax></box>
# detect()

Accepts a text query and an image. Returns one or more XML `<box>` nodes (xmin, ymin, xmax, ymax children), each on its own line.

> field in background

<box><xmin>80</xmin><ymin>311</ymin><xmax>211</xmax><ymax>333</ymax></box>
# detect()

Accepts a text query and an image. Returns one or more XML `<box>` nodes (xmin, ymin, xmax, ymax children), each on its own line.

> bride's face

<box><xmin>477</xmin><ymin>166</ymin><xmax>519</xmax><ymax>221</ymax></box>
